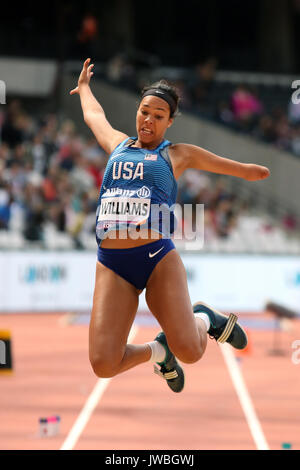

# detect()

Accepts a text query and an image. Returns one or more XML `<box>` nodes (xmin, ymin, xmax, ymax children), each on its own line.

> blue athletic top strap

<box><xmin>111</xmin><ymin>137</ymin><xmax>131</xmax><ymax>154</ymax></box>
<box><xmin>123</xmin><ymin>136</ymin><xmax>171</xmax><ymax>151</ymax></box>
<box><xmin>159</xmin><ymin>146</ymin><xmax>173</xmax><ymax>173</ymax></box>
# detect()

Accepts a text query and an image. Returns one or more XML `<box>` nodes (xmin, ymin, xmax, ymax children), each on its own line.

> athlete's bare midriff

<box><xmin>100</xmin><ymin>229</ymin><xmax>163</xmax><ymax>248</ymax></box>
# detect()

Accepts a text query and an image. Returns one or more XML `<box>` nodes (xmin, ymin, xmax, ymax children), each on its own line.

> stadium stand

<box><xmin>0</xmin><ymin>94</ymin><xmax>299</xmax><ymax>253</ymax></box>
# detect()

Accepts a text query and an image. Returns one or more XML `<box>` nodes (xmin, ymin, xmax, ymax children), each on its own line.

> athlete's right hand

<box><xmin>70</xmin><ymin>58</ymin><xmax>94</xmax><ymax>95</ymax></box>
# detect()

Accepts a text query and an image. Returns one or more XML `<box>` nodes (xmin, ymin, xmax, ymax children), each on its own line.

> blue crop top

<box><xmin>95</xmin><ymin>137</ymin><xmax>178</xmax><ymax>244</ymax></box>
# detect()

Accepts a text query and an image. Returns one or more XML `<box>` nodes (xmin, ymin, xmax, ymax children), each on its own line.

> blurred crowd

<box><xmin>104</xmin><ymin>55</ymin><xmax>300</xmax><ymax>157</ymax></box>
<box><xmin>0</xmin><ymin>101</ymin><xmax>105</xmax><ymax>247</ymax></box>
<box><xmin>0</xmin><ymin>100</ymin><xmax>253</xmax><ymax>247</ymax></box>
<box><xmin>215</xmin><ymin>84</ymin><xmax>300</xmax><ymax>157</ymax></box>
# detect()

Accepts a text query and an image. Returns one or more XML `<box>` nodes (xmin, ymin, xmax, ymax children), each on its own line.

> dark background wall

<box><xmin>1</xmin><ymin>0</ymin><xmax>300</xmax><ymax>72</ymax></box>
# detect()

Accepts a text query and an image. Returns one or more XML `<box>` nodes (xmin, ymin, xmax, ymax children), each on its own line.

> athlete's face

<box><xmin>136</xmin><ymin>96</ymin><xmax>173</xmax><ymax>146</ymax></box>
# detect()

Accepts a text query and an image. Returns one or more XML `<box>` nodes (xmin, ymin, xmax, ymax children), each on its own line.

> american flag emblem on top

<box><xmin>144</xmin><ymin>154</ymin><xmax>157</xmax><ymax>161</ymax></box>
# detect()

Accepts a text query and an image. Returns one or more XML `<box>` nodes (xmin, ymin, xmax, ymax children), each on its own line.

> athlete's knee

<box><xmin>169</xmin><ymin>338</ymin><xmax>204</xmax><ymax>364</ymax></box>
<box><xmin>177</xmin><ymin>347</ymin><xmax>204</xmax><ymax>364</ymax></box>
<box><xmin>90</xmin><ymin>353</ymin><xmax>121</xmax><ymax>378</ymax></box>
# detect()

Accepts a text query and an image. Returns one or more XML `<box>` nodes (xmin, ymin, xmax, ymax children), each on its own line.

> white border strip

<box><xmin>219</xmin><ymin>343</ymin><xmax>269</xmax><ymax>450</ymax></box>
<box><xmin>60</xmin><ymin>325</ymin><xmax>138</xmax><ymax>450</ymax></box>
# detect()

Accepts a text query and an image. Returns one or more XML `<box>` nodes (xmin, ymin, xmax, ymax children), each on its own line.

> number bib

<box><xmin>98</xmin><ymin>196</ymin><xmax>151</xmax><ymax>225</ymax></box>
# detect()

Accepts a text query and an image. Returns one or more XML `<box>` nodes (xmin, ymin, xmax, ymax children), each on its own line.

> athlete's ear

<box><xmin>167</xmin><ymin>118</ymin><xmax>174</xmax><ymax>128</ymax></box>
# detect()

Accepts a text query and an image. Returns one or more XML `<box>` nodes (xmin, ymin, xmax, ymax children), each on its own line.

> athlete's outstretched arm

<box><xmin>172</xmin><ymin>143</ymin><xmax>270</xmax><ymax>181</ymax></box>
<box><xmin>70</xmin><ymin>58</ymin><xmax>128</xmax><ymax>155</ymax></box>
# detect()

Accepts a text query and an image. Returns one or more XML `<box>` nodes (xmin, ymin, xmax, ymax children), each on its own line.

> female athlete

<box><xmin>70</xmin><ymin>58</ymin><xmax>270</xmax><ymax>393</ymax></box>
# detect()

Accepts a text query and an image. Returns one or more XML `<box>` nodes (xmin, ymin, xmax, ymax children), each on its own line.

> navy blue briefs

<box><xmin>97</xmin><ymin>238</ymin><xmax>175</xmax><ymax>290</ymax></box>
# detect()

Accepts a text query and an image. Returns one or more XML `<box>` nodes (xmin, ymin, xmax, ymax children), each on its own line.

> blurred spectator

<box><xmin>216</xmin><ymin>101</ymin><xmax>234</xmax><ymax>126</ymax></box>
<box><xmin>290</xmin><ymin>125</ymin><xmax>300</xmax><ymax>156</ymax></box>
<box><xmin>288</xmin><ymin>99</ymin><xmax>300</xmax><ymax>125</ymax></box>
<box><xmin>274</xmin><ymin>115</ymin><xmax>291</xmax><ymax>151</ymax></box>
<box><xmin>231</xmin><ymin>84</ymin><xmax>263</xmax><ymax>130</ymax></box>
<box><xmin>203</xmin><ymin>208</ymin><xmax>216</xmax><ymax>243</ymax></box>
<box><xmin>47</xmin><ymin>201</ymin><xmax>66</xmax><ymax>232</ymax></box>
<box><xmin>23</xmin><ymin>181</ymin><xmax>45</xmax><ymax>241</ymax></box>
<box><xmin>189</xmin><ymin>57</ymin><xmax>217</xmax><ymax>113</ymax></box>
<box><xmin>77</xmin><ymin>13</ymin><xmax>99</xmax><ymax>58</ymax></box>
<box><xmin>0</xmin><ymin>184</ymin><xmax>11</xmax><ymax>229</ymax></box>
<box><xmin>0</xmin><ymin>143</ymin><xmax>11</xmax><ymax>165</ymax></box>
<box><xmin>106</xmin><ymin>53</ymin><xmax>135</xmax><ymax>88</ymax></box>
<box><xmin>253</xmin><ymin>114</ymin><xmax>277</xmax><ymax>143</ymax></box>
<box><xmin>282</xmin><ymin>212</ymin><xmax>298</xmax><ymax>233</ymax></box>
<box><xmin>78</xmin><ymin>13</ymin><xmax>98</xmax><ymax>43</ymax></box>
<box><xmin>70</xmin><ymin>154</ymin><xmax>95</xmax><ymax>194</ymax></box>
<box><xmin>42</xmin><ymin>165</ymin><xmax>59</xmax><ymax>202</ymax></box>
<box><xmin>1</xmin><ymin>100</ymin><xmax>24</xmax><ymax>148</ymax></box>
<box><xmin>177</xmin><ymin>169</ymin><xmax>211</xmax><ymax>204</ymax></box>
<box><xmin>32</xmin><ymin>134</ymin><xmax>47</xmax><ymax>174</ymax></box>
<box><xmin>174</xmin><ymin>79</ymin><xmax>192</xmax><ymax>111</ymax></box>
<box><xmin>213</xmin><ymin>197</ymin><xmax>237</xmax><ymax>238</ymax></box>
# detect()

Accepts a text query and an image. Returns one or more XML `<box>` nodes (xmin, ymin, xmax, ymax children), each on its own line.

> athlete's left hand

<box><xmin>70</xmin><ymin>58</ymin><xmax>94</xmax><ymax>95</ymax></box>
<box><xmin>244</xmin><ymin>164</ymin><xmax>270</xmax><ymax>181</ymax></box>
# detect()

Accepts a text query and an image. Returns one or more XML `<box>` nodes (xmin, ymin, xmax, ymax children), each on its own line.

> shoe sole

<box><xmin>193</xmin><ymin>301</ymin><xmax>247</xmax><ymax>349</ymax></box>
<box><xmin>168</xmin><ymin>361</ymin><xmax>185</xmax><ymax>393</ymax></box>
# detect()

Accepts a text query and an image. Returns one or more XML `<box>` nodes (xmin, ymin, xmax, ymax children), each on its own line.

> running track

<box><xmin>0</xmin><ymin>312</ymin><xmax>299</xmax><ymax>450</ymax></box>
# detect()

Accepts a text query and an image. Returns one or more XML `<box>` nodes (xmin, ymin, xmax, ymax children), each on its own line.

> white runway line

<box><xmin>60</xmin><ymin>325</ymin><xmax>138</xmax><ymax>450</ymax></box>
<box><xmin>219</xmin><ymin>343</ymin><xmax>269</xmax><ymax>450</ymax></box>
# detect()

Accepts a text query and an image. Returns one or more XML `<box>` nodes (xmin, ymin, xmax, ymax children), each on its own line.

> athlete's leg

<box><xmin>145</xmin><ymin>249</ymin><xmax>207</xmax><ymax>364</ymax></box>
<box><xmin>89</xmin><ymin>261</ymin><xmax>152</xmax><ymax>378</ymax></box>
